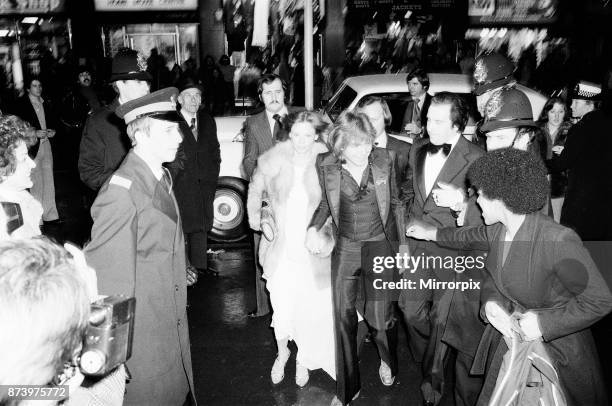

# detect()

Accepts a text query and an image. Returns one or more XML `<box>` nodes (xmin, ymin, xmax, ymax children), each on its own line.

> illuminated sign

<box><xmin>469</xmin><ymin>0</ymin><xmax>558</xmax><ymax>25</ymax></box>
<box><xmin>0</xmin><ymin>0</ymin><xmax>65</xmax><ymax>14</ymax></box>
<box><xmin>94</xmin><ymin>0</ymin><xmax>198</xmax><ymax>11</ymax></box>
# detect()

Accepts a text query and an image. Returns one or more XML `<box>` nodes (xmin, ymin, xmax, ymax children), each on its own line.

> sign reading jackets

<box><xmin>0</xmin><ymin>0</ymin><xmax>65</xmax><ymax>14</ymax></box>
<box><xmin>94</xmin><ymin>0</ymin><xmax>198</xmax><ymax>11</ymax></box>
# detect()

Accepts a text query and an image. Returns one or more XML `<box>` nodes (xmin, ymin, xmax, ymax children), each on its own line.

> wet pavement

<box><xmin>48</xmin><ymin>167</ymin><xmax>444</xmax><ymax>406</ymax></box>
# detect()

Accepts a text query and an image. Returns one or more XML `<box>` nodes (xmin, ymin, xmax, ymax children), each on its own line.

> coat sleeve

<box><xmin>79</xmin><ymin>115</ymin><xmax>111</xmax><ymax>191</ymax></box>
<box><xmin>546</xmin><ymin>122</ymin><xmax>581</xmax><ymax>173</ymax></box>
<box><xmin>207</xmin><ymin>114</ymin><xmax>221</xmax><ymax>174</ymax></box>
<box><xmin>247</xmin><ymin>165</ymin><xmax>265</xmax><ymax>231</ymax></box>
<box><xmin>389</xmin><ymin>153</ymin><xmax>407</xmax><ymax>245</ymax></box>
<box><xmin>242</xmin><ymin>120</ymin><xmax>259</xmax><ymax>179</ymax></box>
<box><xmin>536</xmin><ymin>229</ymin><xmax>612</xmax><ymax>341</ymax></box>
<box><xmin>84</xmin><ymin>184</ymin><xmax>138</xmax><ymax>297</ymax></box>
<box><xmin>308</xmin><ymin>155</ymin><xmax>331</xmax><ymax>230</ymax></box>
<box><xmin>436</xmin><ymin>224</ymin><xmax>491</xmax><ymax>252</ymax></box>
<box><xmin>166</xmin><ymin>141</ymin><xmax>186</xmax><ymax>181</ymax></box>
<box><xmin>401</xmin><ymin>144</ymin><xmax>416</xmax><ymax>223</ymax></box>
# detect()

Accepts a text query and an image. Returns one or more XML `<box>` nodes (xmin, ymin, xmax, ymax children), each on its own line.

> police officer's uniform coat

<box><xmin>85</xmin><ymin>150</ymin><xmax>195</xmax><ymax>406</ymax></box>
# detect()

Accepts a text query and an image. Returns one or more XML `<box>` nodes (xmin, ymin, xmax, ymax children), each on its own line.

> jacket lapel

<box><xmin>415</xmin><ymin>143</ymin><xmax>428</xmax><ymax>203</ymax></box>
<box><xmin>371</xmin><ymin>154</ymin><xmax>390</xmax><ymax>225</ymax></box>
<box><xmin>431</xmin><ymin>137</ymin><xmax>470</xmax><ymax>193</ymax></box>
<box><xmin>323</xmin><ymin>160</ymin><xmax>341</xmax><ymax>226</ymax></box>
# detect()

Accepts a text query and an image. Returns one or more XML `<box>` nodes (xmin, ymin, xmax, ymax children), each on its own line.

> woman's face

<box><xmin>476</xmin><ymin>190</ymin><xmax>503</xmax><ymax>225</ymax></box>
<box><xmin>343</xmin><ymin>141</ymin><xmax>372</xmax><ymax>167</ymax></box>
<box><xmin>290</xmin><ymin>121</ymin><xmax>317</xmax><ymax>154</ymax></box>
<box><xmin>547</xmin><ymin>102</ymin><xmax>566</xmax><ymax>127</ymax></box>
<box><xmin>2</xmin><ymin>141</ymin><xmax>36</xmax><ymax>191</ymax></box>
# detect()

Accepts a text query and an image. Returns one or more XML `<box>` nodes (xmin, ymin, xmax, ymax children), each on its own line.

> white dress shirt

<box><xmin>423</xmin><ymin>133</ymin><xmax>461</xmax><ymax>196</ymax></box>
<box><xmin>374</xmin><ymin>132</ymin><xmax>388</xmax><ymax>148</ymax></box>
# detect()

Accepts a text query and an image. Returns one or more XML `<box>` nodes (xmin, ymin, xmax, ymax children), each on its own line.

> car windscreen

<box><xmin>325</xmin><ymin>85</ymin><xmax>357</xmax><ymax>121</ymax></box>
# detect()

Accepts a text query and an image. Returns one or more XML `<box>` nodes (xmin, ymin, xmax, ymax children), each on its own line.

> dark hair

<box><xmin>257</xmin><ymin>74</ymin><xmax>288</xmax><ymax>96</ymax></box>
<box><xmin>430</xmin><ymin>92</ymin><xmax>469</xmax><ymax>132</ymax></box>
<box><xmin>25</xmin><ymin>77</ymin><xmax>42</xmax><ymax>91</ymax></box>
<box><xmin>355</xmin><ymin>96</ymin><xmax>392</xmax><ymax>126</ymax></box>
<box><xmin>537</xmin><ymin>97</ymin><xmax>569</xmax><ymax>123</ymax></box>
<box><xmin>468</xmin><ymin>148</ymin><xmax>549</xmax><ymax>214</ymax></box>
<box><xmin>284</xmin><ymin>110</ymin><xmax>329</xmax><ymax>142</ymax></box>
<box><xmin>327</xmin><ymin>111</ymin><xmax>376</xmax><ymax>157</ymax></box>
<box><xmin>406</xmin><ymin>68</ymin><xmax>430</xmax><ymax>90</ymax></box>
<box><xmin>0</xmin><ymin>115</ymin><xmax>36</xmax><ymax>180</ymax></box>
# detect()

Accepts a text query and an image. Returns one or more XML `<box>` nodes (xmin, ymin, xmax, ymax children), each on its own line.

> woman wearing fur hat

<box><xmin>306</xmin><ymin>111</ymin><xmax>407</xmax><ymax>406</ymax></box>
<box><xmin>408</xmin><ymin>148</ymin><xmax>612</xmax><ymax>405</ymax></box>
<box><xmin>247</xmin><ymin>110</ymin><xmax>336</xmax><ymax>387</ymax></box>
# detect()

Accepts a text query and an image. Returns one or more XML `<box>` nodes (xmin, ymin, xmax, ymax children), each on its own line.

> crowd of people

<box><xmin>0</xmin><ymin>43</ymin><xmax>611</xmax><ymax>406</ymax></box>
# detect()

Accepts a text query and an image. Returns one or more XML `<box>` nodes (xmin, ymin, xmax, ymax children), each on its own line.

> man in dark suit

<box><xmin>79</xmin><ymin>48</ymin><xmax>151</xmax><ymax>193</ymax></box>
<box><xmin>167</xmin><ymin>77</ymin><xmax>221</xmax><ymax>275</ymax></box>
<box><xmin>85</xmin><ymin>88</ymin><xmax>196</xmax><ymax>405</ymax></box>
<box><xmin>401</xmin><ymin>68</ymin><xmax>432</xmax><ymax>140</ymax></box>
<box><xmin>399</xmin><ymin>92</ymin><xmax>485</xmax><ymax>406</ymax></box>
<box><xmin>242</xmin><ymin>74</ymin><xmax>300</xmax><ymax>317</ymax></box>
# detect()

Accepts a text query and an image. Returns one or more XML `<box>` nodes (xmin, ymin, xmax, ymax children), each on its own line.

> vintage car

<box><xmin>210</xmin><ymin>73</ymin><xmax>547</xmax><ymax>242</ymax></box>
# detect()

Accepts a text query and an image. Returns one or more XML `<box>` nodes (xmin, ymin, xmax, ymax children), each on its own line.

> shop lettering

<box><xmin>106</xmin><ymin>0</ymin><xmax>127</xmax><ymax>5</ymax></box>
<box><xmin>2</xmin><ymin>0</ymin><xmax>62</xmax><ymax>10</ymax></box>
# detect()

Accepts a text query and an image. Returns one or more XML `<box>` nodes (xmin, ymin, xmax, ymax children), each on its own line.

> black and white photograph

<box><xmin>0</xmin><ymin>0</ymin><xmax>611</xmax><ymax>405</ymax></box>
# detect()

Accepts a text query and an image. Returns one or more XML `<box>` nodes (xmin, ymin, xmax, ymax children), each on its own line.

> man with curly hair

<box><xmin>407</xmin><ymin>148</ymin><xmax>612</xmax><ymax>405</ymax></box>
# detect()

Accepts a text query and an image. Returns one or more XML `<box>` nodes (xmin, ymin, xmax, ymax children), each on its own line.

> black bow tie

<box><xmin>426</xmin><ymin>142</ymin><xmax>452</xmax><ymax>156</ymax></box>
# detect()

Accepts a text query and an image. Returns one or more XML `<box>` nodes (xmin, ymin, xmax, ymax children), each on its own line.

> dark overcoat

<box><xmin>438</xmin><ymin>213</ymin><xmax>612</xmax><ymax>406</ymax></box>
<box><xmin>85</xmin><ymin>151</ymin><xmax>195</xmax><ymax>406</ymax></box>
<box><xmin>78</xmin><ymin>99</ymin><xmax>131</xmax><ymax>191</ymax></box>
<box><xmin>168</xmin><ymin>109</ymin><xmax>221</xmax><ymax>233</ymax></box>
<box><xmin>548</xmin><ymin>110</ymin><xmax>612</xmax><ymax>241</ymax></box>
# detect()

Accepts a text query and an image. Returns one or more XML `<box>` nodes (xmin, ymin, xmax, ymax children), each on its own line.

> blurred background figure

<box><xmin>538</xmin><ymin>96</ymin><xmax>572</xmax><ymax>222</ymax></box>
<box><xmin>218</xmin><ymin>55</ymin><xmax>236</xmax><ymax>114</ymax></box>
<box><xmin>14</xmin><ymin>77</ymin><xmax>59</xmax><ymax>225</ymax></box>
<box><xmin>0</xmin><ymin>115</ymin><xmax>41</xmax><ymax>238</ymax></box>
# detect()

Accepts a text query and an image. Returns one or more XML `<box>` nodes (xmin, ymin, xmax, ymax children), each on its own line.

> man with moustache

<box><xmin>85</xmin><ymin>88</ymin><xmax>196</xmax><ymax>405</ymax></box>
<box><xmin>399</xmin><ymin>92</ymin><xmax>484</xmax><ymax>406</ymax></box>
<box><xmin>242</xmin><ymin>74</ymin><xmax>300</xmax><ymax>317</ymax></box>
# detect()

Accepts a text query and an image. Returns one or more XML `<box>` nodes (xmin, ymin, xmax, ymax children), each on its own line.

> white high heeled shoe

<box><xmin>295</xmin><ymin>361</ymin><xmax>309</xmax><ymax>387</ymax></box>
<box><xmin>270</xmin><ymin>350</ymin><xmax>290</xmax><ymax>384</ymax></box>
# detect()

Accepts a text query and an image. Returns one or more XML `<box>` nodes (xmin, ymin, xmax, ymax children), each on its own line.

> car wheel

<box><xmin>209</xmin><ymin>176</ymin><xmax>249</xmax><ymax>243</ymax></box>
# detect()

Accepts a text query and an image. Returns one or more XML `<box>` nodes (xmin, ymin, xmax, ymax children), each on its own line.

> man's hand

<box><xmin>551</xmin><ymin>145</ymin><xmax>564</xmax><ymax>155</ymax></box>
<box><xmin>484</xmin><ymin>301</ymin><xmax>518</xmax><ymax>338</ymax></box>
<box><xmin>515</xmin><ymin>311</ymin><xmax>543</xmax><ymax>341</ymax></box>
<box><xmin>186</xmin><ymin>265</ymin><xmax>198</xmax><ymax>286</ymax></box>
<box><xmin>406</xmin><ymin>218</ymin><xmax>437</xmax><ymax>241</ymax></box>
<box><xmin>432</xmin><ymin>182</ymin><xmax>465</xmax><ymax>209</ymax></box>
<box><xmin>305</xmin><ymin>227</ymin><xmax>322</xmax><ymax>255</ymax></box>
<box><xmin>404</xmin><ymin>122</ymin><xmax>422</xmax><ymax>136</ymax></box>
<box><xmin>46</xmin><ymin>129</ymin><xmax>56</xmax><ymax>138</ymax></box>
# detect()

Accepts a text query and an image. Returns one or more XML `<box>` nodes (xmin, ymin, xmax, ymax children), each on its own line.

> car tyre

<box><xmin>209</xmin><ymin>176</ymin><xmax>249</xmax><ymax>243</ymax></box>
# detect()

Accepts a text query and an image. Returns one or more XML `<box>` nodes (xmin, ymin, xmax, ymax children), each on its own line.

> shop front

<box><xmin>0</xmin><ymin>0</ymin><xmax>70</xmax><ymax>106</ymax></box>
<box><xmin>93</xmin><ymin>0</ymin><xmax>199</xmax><ymax>90</ymax></box>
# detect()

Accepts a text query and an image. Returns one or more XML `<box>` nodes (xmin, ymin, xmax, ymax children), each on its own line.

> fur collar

<box><xmin>257</xmin><ymin>140</ymin><xmax>328</xmax><ymax>176</ymax></box>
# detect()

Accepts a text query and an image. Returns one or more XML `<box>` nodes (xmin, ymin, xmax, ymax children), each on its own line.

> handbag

<box><xmin>260</xmin><ymin>199</ymin><xmax>277</xmax><ymax>241</ymax></box>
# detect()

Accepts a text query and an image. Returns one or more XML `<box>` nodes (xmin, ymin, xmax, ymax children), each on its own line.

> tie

<box><xmin>413</xmin><ymin>98</ymin><xmax>421</xmax><ymax>126</ymax></box>
<box><xmin>426</xmin><ymin>142</ymin><xmax>452</xmax><ymax>156</ymax></box>
<box><xmin>272</xmin><ymin>114</ymin><xmax>286</xmax><ymax>141</ymax></box>
<box><xmin>190</xmin><ymin>117</ymin><xmax>197</xmax><ymax>141</ymax></box>
<box><xmin>161</xmin><ymin>169</ymin><xmax>172</xmax><ymax>193</ymax></box>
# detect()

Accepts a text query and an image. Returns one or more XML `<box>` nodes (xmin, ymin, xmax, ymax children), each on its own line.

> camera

<box><xmin>79</xmin><ymin>295</ymin><xmax>136</xmax><ymax>376</ymax></box>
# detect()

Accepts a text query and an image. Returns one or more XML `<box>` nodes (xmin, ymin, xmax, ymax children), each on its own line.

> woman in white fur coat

<box><xmin>247</xmin><ymin>111</ymin><xmax>336</xmax><ymax>387</ymax></box>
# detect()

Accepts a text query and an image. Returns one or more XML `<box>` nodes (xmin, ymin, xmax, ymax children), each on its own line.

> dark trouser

<box><xmin>454</xmin><ymin>350</ymin><xmax>483</xmax><ymax>406</ymax></box>
<box><xmin>252</xmin><ymin>232</ymin><xmax>270</xmax><ymax>316</ymax></box>
<box><xmin>186</xmin><ymin>231</ymin><xmax>208</xmax><ymax>269</ymax></box>
<box><xmin>333</xmin><ymin>236</ymin><xmax>397</xmax><ymax>405</ymax></box>
<box><xmin>399</xmin><ymin>265</ymin><xmax>453</xmax><ymax>405</ymax></box>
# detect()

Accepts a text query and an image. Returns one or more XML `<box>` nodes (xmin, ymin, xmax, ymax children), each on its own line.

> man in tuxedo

<box><xmin>401</xmin><ymin>68</ymin><xmax>432</xmax><ymax>140</ymax></box>
<box><xmin>242</xmin><ymin>74</ymin><xmax>300</xmax><ymax>317</ymax></box>
<box><xmin>167</xmin><ymin>77</ymin><xmax>221</xmax><ymax>275</ymax></box>
<box><xmin>399</xmin><ymin>92</ymin><xmax>485</xmax><ymax>406</ymax></box>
